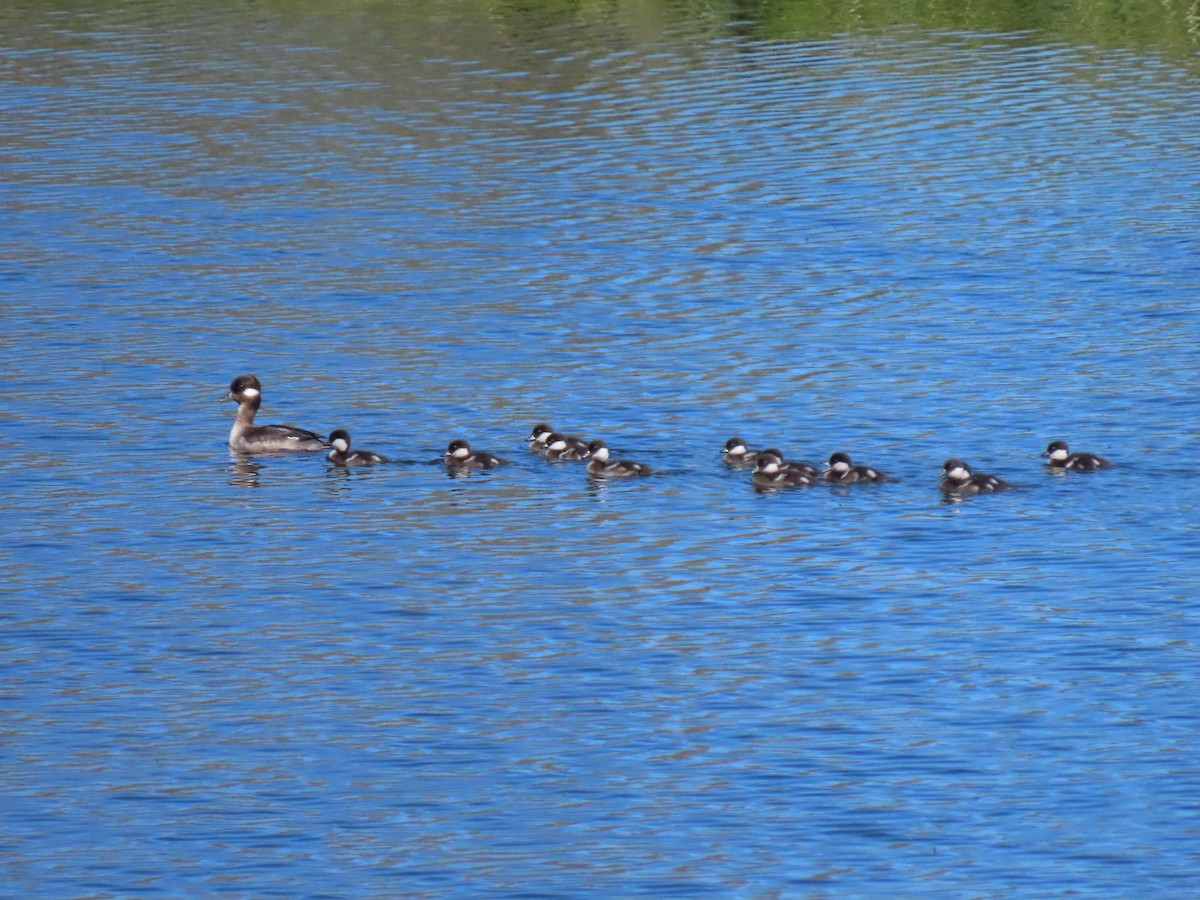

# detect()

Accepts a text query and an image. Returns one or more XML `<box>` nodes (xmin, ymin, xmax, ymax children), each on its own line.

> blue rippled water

<box><xmin>2</xmin><ymin>2</ymin><xmax>1198</xmax><ymax>896</ymax></box>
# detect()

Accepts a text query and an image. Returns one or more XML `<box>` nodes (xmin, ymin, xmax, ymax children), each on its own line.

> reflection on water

<box><xmin>2</xmin><ymin>0</ymin><xmax>1198</xmax><ymax>897</ymax></box>
<box><xmin>227</xmin><ymin>455</ymin><xmax>262</xmax><ymax>488</ymax></box>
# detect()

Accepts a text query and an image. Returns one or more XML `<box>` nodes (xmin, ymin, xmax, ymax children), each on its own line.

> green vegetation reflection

<box><xmin>5</xmin><ymin>0</ymin><xmax>1197</xmax><ymax>62</ymax></box>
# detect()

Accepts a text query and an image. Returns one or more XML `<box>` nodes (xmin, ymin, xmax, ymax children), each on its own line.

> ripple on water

<box><xmin>2</xmin><ymin>6</ymin><xmax>1199</xmax><ymax>898</ymax></box>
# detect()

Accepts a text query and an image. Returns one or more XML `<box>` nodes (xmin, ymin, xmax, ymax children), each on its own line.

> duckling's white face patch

<box><xmin>946</xmin><ymin>464</ymin><xmax>969</xmax><ymax>481</ymax></box>
<box><xmin>240</xmin><ymin>387</ymin><xmax>260</xmax><ymax>399</ymax></box>
<box><xmin>590</xmin><ymin>445</ymin><xmax>609</xmax><ymax>461</ymax></box>
<box><xmin>451</xmin><ymin>445</ymin><xmax>470</xmax><ymax>458</ymax></box>
<box><xmin>761</xmin><ymin>460</ymin><xmax>779</xmax><ymax>474</ymax></box>
<box><xmin>831</xmin><ymin>459</ymin><xmax>849</xmax><ymax>473</ymax></box>
<box><xmin>1049</xmin><ymin>447</ymin><xmax>1068</xmax><ymax>461</ymax></box>
<box><xmin>332</xmin><ymin>436</ymin><xmax>349</xmax><ymax>452</ymax></box>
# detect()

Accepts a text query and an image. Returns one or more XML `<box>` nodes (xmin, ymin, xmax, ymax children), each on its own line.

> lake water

<box><xmin>2</xmin><ymin>1</ymin><xmax>1198</xmax><ymax>896</ymax></box>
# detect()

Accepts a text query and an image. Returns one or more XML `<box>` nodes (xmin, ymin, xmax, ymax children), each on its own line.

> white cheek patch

<box><xmin>241</xmin><ymin>387</ymin><xmax>260</xmax><ymax>398</ymax></box>
<box><xmin>333</xmin><ymin>438</ymin><xmax>349</xmax><ymax>452</ymax></box>
<box><xmin>452</xmin><ymin>447</ymin><xmax>470</xmax><ymax>458</ymax></box>
<box><xmin>1050</xmin><ymin>449</ymin><xmax>1068</xmax><ymax>461</ymax></box>
<box><xmin>948</xmin><ymin>465</ymin><xmax>969</xmax><ymax>481</ymax></box>
<box><xmin>832</xmin><ymin>461</ymin><xmax>849</xmax><ymax>473</ymax></box>
<box><xmin>762</xmin><ymin>461</ymin><xmax>779</xmax><ymax>474</ymax></box>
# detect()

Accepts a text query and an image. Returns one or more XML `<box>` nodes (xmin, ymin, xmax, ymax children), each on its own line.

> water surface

<box><xmin>2</xmin><ymin>1</ymin><xmax>1198</xmax><ymax>896</ymax></box>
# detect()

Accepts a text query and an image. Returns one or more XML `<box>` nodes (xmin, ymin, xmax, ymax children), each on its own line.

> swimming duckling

<box><xmin>527</xmin><ymin>423</ymin><xmax>554</xmax><ymax>453</ymax></box>
<box><xmin>940</xmin><ymin>459</ymin><xmax>1013</xmax><ymax>497</ymax></box>
<box><xmin>584</xmin><ymin>439</ymin><xmax>653</xmax><ymax>477</ymax></box>
<box><xmin>1043</xmin><ymin>440</ymin><xmax>1113</xmax><ymax>471</ymax></box>
<box><xmin>722</xmin><ymin>437</ymin><xmax>764</xmax><ymax>467</ymax></box>
<box><xmin>544</xmin><ymin>432</ymin><xmax>589</xmax><ymax>461</ymax></box>
<box><xmin>760</xmin><ymin>448</ymin><xmax>823</xmax><ymax>480</ymax></box>
<box><xmin>824</xmin><ymin>451</ymin><xmax>889</xmax><ymax>484</ymax></box>
<box><xmin>751</xmin><ymin>452</ymin><xmax>819</xmax><ymax>490</ymax></box>
<box><xmin>327</xmin><ymin>429</ymin><xmax>387</xmax><ymax>466</ymax></box>
<box><xmin>444</xmin><ymin>439</ymin><xmax>507</xmax><ymax>469</ymax></box>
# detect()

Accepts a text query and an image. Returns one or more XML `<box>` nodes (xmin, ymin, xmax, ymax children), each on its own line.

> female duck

<box><xmin>223</xmin><ymin>374</ymin><xmax>327</xmax><ymax>453</ymax></box>
<box><xmin>444</xmin><ymin>439</ymin><xmax>507</xmax><ymax>470</ymax></box>
<box><xmin>940</xmin><ymin>459</ymin><xmax>1013</xmax><ymax>497</ymax></box>
<box><xmin>327</xmin><ymin>429</ymin><xmax>387</xmax><ymax>466</ymax></box>
<box><xmin>585</xmin><ymin>440</ymin><xmax>652</xmax><ymax>477</ymax></box>
<box><xmin>1044</xmin><ymin>440</ymin><xmax>1113</xmax><ymax>471</ymax></box>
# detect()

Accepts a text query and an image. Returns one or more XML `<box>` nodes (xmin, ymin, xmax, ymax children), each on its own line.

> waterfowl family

<box><xmin>220</xmin><ymin>378</ymin><xmax>1113</xmax><ymax>498</ymax></box>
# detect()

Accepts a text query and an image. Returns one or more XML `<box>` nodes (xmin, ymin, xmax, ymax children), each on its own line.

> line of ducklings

<box><xmin>326</xmin><ymin>425</ymin><xmax>654</xmax><ymax>477</ymax></box>
<box><xmin>223</xmin><ymin>375</ymin><xmax>1113</xmax><ymax>493</ymax></box>
<box><xmin>722</xmin><ymin>436</ymin><xmax>1111</xmax><ymax>498</ymax></box>
<box><xmin>325</xmin><ymin>426</ymin><xmax>651</xmax><ymax>477</ymax></box>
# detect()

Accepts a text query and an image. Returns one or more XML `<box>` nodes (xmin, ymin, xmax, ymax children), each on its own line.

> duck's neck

<box><xmin>229</xmin><ymin>396</ymin><xmax>260</xmax><ymax>443</ymax></box>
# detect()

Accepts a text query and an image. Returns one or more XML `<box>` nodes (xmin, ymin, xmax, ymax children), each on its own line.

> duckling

<box><xmin>1043</xmin><ymin>440</ymin><xmax>1113</xmax><ymax>471</ymax></box>
<box><xmin>940</xmin><ymin>458</ymin><xmax>1013</xmax><ymax>497</ymax></box>
<box><xmin>584</xmin><ymin>440</ymin><xmax>652</xmax><ymax>477</ymax></box>
<box><xmin>327</xmin><ymin>429</ymin><xmax>387</xmax><ymax>466</ymax></box>
<box><xmin>824</xmin><ymin>451</ymin><xmax>889</xmax><ymax>484</ymax></box>
<box><xmin>761</xmin><ymin>448</ymin><xmax>823</xmax><ymax>480</ymax></box>
<box><xmin>544</xmin><ymin>432</ymin><xmax>589</xmax><ymax>461</ymax></box>
<box><xmin>444</xmin><ymin>439</ymin><xmax>507</xmax><ymax>469</ymax></box>
<box><xmin>751</xmin><ymin>452</ymin><xmax>819</xmax><ymax>490</ymax></box>
<box><xmin>722</xmin><ymin>437</ymin><xmax>764</xmax><ymax>467</ymax></box>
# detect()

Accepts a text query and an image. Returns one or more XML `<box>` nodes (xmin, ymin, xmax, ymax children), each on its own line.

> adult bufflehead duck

<box><xmin>444</xmin><ymin>439</ymin><xmax>507</xmax><ymax>469</ymax></box>
<box><xmin>722</xmin><ymin>437</ymin><xmax>763</xmax><ymax>467</ymax></box>
<box><xmin>584</xmin><ymin>440</ymin><xmax>652</xmax><ymax>477</ymax></box>
<box><xmin>1043</xmin><ymin>440</ymin><xmax>1113</xmax><ymax>471</ymax></box>
<box><xmin>940</xmin><ymin>459</ymin><xmax>1013</xmax><ymax>497</ymax></box>
<box><xmin>824</xmin><ymin>451</ymin><xmax>889</xmax><ymax>484</ymax></box>
<box><xmin>222</xmin><ymin>374</ymin><xmax>327</xmax><ymax>453</ymax></box>
<box><xmin>544</xmin><ymin>432</ymin><xmax>589</xmax><ymax>461</ymax></box>
<box><xmin>327</xmin><ymin>429</ymin><xmax>387</xmax><ymax>466</ymax></box>
<box><xmin>751</xmin><ymin>452</ymin><xmax>818</xmax><ymax>489</ymax></box>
